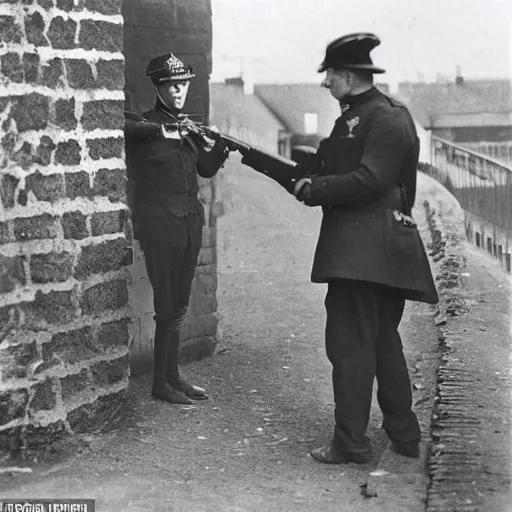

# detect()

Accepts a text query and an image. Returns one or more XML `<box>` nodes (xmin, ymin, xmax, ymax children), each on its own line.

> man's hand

<box><xmin>293</xmin><ymin>178</ymin><xmax>312</xmax><ymax>203</ymax></box>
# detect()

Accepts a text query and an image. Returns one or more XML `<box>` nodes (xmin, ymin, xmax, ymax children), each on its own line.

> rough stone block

<box><xmin>56</xmin><ymin>0</ymin><xmax>74</xmax><ymax>10</ymax></box>
<box><xmin>0</xmin><ymin>254</ymin><xmax>26</xmax><ymax>293</ymax></box>
<box><xmin>30</xmin><ymin>251</ymin><xmax>73</xmax><ymax>283</ymax></box>
<box><xmin>92</xmin><ymin>168</ymin><xmax>126</xmax><ymax>203</ymax></box>
<box><xmin>65</xmin><ymin>59</ymin><xmax>95</xmax><ymax>89</ymax></box>
<box><xmin>13</xmin><ymin>214</ymin><xmax>58</xmax><ymax>241</ymax></box>
<box><xmin>0</xmin><ymin>341</ymin><xmax>38</xmax><ymax>381</ymax></box>
<box><xmin>43</xmin><ymin>326</ymin><xmax>94</xmax><ymax>365</ymax></box>
<box><xmin>91</xmin><ymin>209</ymin><xmax>126</xmax><ymax>236</ymax></box>
<box><xmin>34</xmin><ymin>135</ymin><xmax>57</xmax><ymax>166</ymax></box>
<box><xmin>0</xmin><ymin>15</ymin><xmax>22</xmax><ymax>44</ymax></box>
<box><xmin>29</xmin><ymin>379</ymin><xmax>56</xmax><ymax>412</ymax></box>
<box><xmin>65</xmin><ymin>171</ymin><xmax>91</xmax><ymax>199</ymax></box>
<box><xmin>23</xmin><ymin>53</ymin><xmax>40</xmax><ymax>83</ymax></box>
<box><xmin>60</xmin><ymin>369</ymin><xmax>89</xmax><ymax>402</ymax></box>
<box><xmin>86</xmin><ymin>137</ymin><xmax>124</xmax><ymax>160</ymax></box>
<box><xmin>67</xmin><ymin>390</ymin><xmax>126</xmax><ymax>433</ymax></box>
<box><xmin>25</xmin><ymin>172</ymin><xmax>64</xmax><ymax>202</ymax></box>
<box><xmin>96</xmin><ymin>59</ymin><xmax>124</xmax><ymax>90</ymax></box>
<box><xmin>198</xmin><ymin>247</ymin><xmax>214</xmax><ymax>266</ymax></box>
<box><xmin>96</xmin><ymin>318</ymin><xmax>130</xmax><ymax>350</ymax></box>
<box><xmin>74</xmin><ymin>237</ymin><xmax>131</xmax><ymax>278</ymax></box>
<box><xmin>55</xmin><ymin>139</ymin><xmax>81</xmax><ymax>166</ymax></box>
<box><xmin>25</xmin><ymin>289</ymin><xmax>76</xmax><ymax>326</ymax></box>
<box><xmin>0</xmin><ymin>389</ymin><xmax>28</xmax><ymax>427</ymax></box>
<box><xmin>1</xmin><ymin>174</ymin><xmax>20</xmax><ymax>209</ymax></box>
<box><xmin>91</xmin><ymin>354</ymin><xmax>129</xmax><ymax>386</ymax></box>
<box><xmin>11</xmin><ymin>93</ymin><xmax>49</xmax><ymax>132</ymax></box>
<box><xmin>25</xmin><ymin>11</ymin><xmax>48</xmax><ymax>46</ymax></box>
<box><xmin>37</xmin><ymin>0</ymin><xmax>54</xmax><ymax>9</ymax></box>
<box><xmin>12</xmin><ymin>420</ymin><xmax>68</xmax><ymax>451</ymax></box>
<box><xmin>0</xmin><ymin>222</ymin><xmax>12</xmax><ymax>244</ymax></box>
<box><xmin>39</xmin><ymin>58</ymin><xmax>64</xmax><ymax>88</ymax></box>
<box><xmin>80</xmin><ymin>279</ymin><xmax>129</xmax><ymax>315</ymax></box>
<box><xmin>79</xmin><ymin>20</ymin><xmax>122</xmax><ymax>52</ymax></box>
<box><xmin>47</xmin><ymin>16</ymin><xmax>76</xmax><ymax>49</ymax></box>
<box><xmin>62</xmin><ymin>210</ymin><xmax>88</xmax><ymax>240</ymax></box>
<box><xmin>1</xmin><ymin>53</ymin><xmax>23</xmax><ymax>83</ymax></box>
<box><xmin>82</xmin><ymin>100</ymin><xmax>124</xmax><ymax>131</ymax></box>
<box><xmin>11</xmin><ymin>141</ymin><xmax>35</xmax><ymax>171</ymax></box>
<box><xmin>54</xmin><ymin>98</ymin><xmax>77</xmax><ymax>131</ymax></box>
<box><xmin>85</xmin><ymin>0</ymin><xmax>120</xmax><ymax>15</ymax></box>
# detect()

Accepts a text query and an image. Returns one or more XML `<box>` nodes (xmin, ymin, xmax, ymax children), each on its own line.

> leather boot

<box><xmin>151</xmin><ymin>321</ymin><xmax>192</xmax><ymax>405</ymax></box>
<box><xmin>166</xmin><ymin>329</ymin><xmax>208</xmax><ymax>400</ymax></box>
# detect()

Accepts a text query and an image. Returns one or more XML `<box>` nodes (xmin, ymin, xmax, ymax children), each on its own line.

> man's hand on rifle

<box><xmin>293</xmin><ymin>177</ymin><xmax>313</xmax><ymax>204</ymax></box>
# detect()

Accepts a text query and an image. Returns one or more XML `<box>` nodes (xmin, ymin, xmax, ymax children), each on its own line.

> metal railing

<box><xmin>460</xmin><ymin>141</ymin><xmax>512</xmax><ymax>167</ymax></box>
<box><xmin>430</xmin><ymin>136</ymin><xmax>512</xmax><ymax>235</ymax></box>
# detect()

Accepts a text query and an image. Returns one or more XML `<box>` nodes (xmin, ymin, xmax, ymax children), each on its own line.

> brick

<box><xmin>0</xmin><ymin>389</ymin><xmax>28</xmax><ymax>427</ymax></box>
<box><xmin>43</xmin><ymin>326</ymin><xmax>94</xmax><ymax>365</ymax></box>
<box><xmin>13</xmin><ymin>214</ymin><xmax>58</xmax><ymax>241</ymax></box>
<box><xmin>39</xmin><ymin>58</ymin><xmax>64</xmax><ymax>88</ymax></box>
<box><xmin>68</xmin><ymin>390</ymin><xmax>126</xmax><ymax>433</ymax></box>
<box><xmin>86</xmin><ymin>137</ymin><xmax>124</xmax><ymax>160</ymax></box>
<box><xmin>85</xmin><ymin>0</ymin><xmax>120</xmax><ymax>15</ymax></box>
<box><xmin>56</xmin><ymin>0</ymin><xmax>74</xmax><ymax>10</ymax></box>
<box><xmin>54</xmin><ymin>98</ymin><xmax>77</xmax><ymax>131</ymax></box>
<box><xmin>1</xmin><ymin>53</ymin><xmax>23</xmax><ymax>83</ymax></box>
<box><xmin>47</xmin><ymin>16</ymin><xmax>76</xmax><ymax>49</ymax></box>
<box><xmin>96</xmin><ymin>59</ymin><xmax>124</xmax><ymax>90</ymax></box>
<box><xmin>30</xmin><ymin>251</ymin><xmax>73</xmax><ymax>283</ymax></box>
<box><xmin>65</xmin><ymin>59</ymin><xmax>95</xmax><ymax>89</ymax></box>
<box><xmin>80</xmin><ymin>279</ymin><xmax>129</xmax><ymax>315</ymax></box>
<box><xmin>61</xmin><ymin>369</ymin><xmax>89</xmax><ymax>402</ymax></box>
<box><xmin>92</xmin><ymin>168</ymin><xmax>126</xmax><ymax>203</ymax></box>
<box><xmin>11</xmin><ymin>93</ymin><xmax>50</xmax><ymax>132</ymax></box>
<box><xmin>0</xmin><ymin>255</ymin><xmax>26</xmax><ymax>293</ymax></box>
<box><xmin>25</xmin><ymin>172</ymin><xmax>64</xmax><ymax>202</ymax></box>
<box><xmin>11</xmin><ymin>141</ymin><xmax>34</xmax><ymax>170</ymax></box>
<box><xmin>1</xmin><ymin>173</ymin><xmax>20</xmax><ymax>209</ymax></box>
<box><xmin>65</xmin><ymin>171</ymin><xmax>91</xmax><ymax>199</ymax></box>
<box><xmin>91</xmin><ymin>209</ymin><xmax>126</xmax><ymax>236</ymax></box>
<box><xmin>79</xmin><ymin>20</ymin><xmax>122</xmax><ymax>52</ymax></box>
<box><xmin>74</xmin><ymin>238</ymin><xmax>131</xmax><ymax>278</ymax></box>
<box><xmin>23</xmin><ymin>53</ymin><xmax>40</xmax><ymax>83</ymax></box>
<box><xmin>25</xmin><ymin>289</ymin><xmax>75</xmax><ymax>326</ymax></box>
<box><xmin>0</xmin><ymin>341</ymin><xmax>38</xmax><ymax>381</ymax></box>
<box><xmin>0</xmin><ymin>16</ymin><xmax>22</xmax><ymax>44</ymax></box>
<box><xmin>96</xmin><ymin>318</ymin><xmax>129</xmax><ymax>351</ymax></box>
<box><xmin>81</xmin><ymin>100</ymin><xmax>124</xmax><ymax>131</ymax></box>
<box><xmin>34</xmin><ymin>135</ymin><xmax>56</xmax><ymax>166</ymax></box>
<box><xmin>62</xmin><ymin>211</ymin><xmax>88</xmax><ymax>240</ymax></box>
<box><xmin>91</xmin><ymin>355</ymin><xmax>129</xmax><ymax>386</ymax></box>
<box><xmin>30</xmin><ymin>379</ymin><xmax>56</xmax><ymax>412</ymax></box>
<box><xmin>25</xmin><ymin>11</ymin><xmax>48</xmax><ymax>46</ymax></box>
<box><xmin>55</xmin><ymin>139</ymin><xmax>81</xmax><ymax>166</ymax></box>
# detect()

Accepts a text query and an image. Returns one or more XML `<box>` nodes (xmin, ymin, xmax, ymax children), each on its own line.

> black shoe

<box><xmin>310</xmin><ymin>442</ymin><xmax>373</xmax><ymax>465</ymax></box>
<box><xmin>152</xmin><ymin>383</ymin><xmax>193</xmax><ymax>405</ymax></box>
<box><xmin>390</xmin><ymin>440</ymin><xmax>420</xmax><ymax>458</ymax></box>
<box><xmin>175</xmin><ymin>378</ymin><xmax>209</xmax><ymax>400</ymax></box>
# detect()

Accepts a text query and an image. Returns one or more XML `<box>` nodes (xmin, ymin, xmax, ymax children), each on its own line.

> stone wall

<box><xmin>0</xmin><ymin>0</ymin><xmax>130</xmax><ymax>451</ymax></box>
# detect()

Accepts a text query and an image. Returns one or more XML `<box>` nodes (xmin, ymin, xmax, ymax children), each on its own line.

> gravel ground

<box><xmin>0</xmin><ymin>158</ymin><xmax>439</xmax><ymax>512</ymax></box>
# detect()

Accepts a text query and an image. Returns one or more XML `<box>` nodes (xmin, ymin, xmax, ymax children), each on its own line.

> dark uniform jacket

<box><xmin>124</xmin><ymin>105</ymin><xmax>228</xmax><ymax>223</ymax></box>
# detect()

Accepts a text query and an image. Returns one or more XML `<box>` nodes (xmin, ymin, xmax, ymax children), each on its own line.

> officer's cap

<box><xmin>146</xmin><ymin>53</ymin><xmax>195</xmax><ymax>84</ymax></box>
<box><xmin>318</xmin><ymin>33</ymin><xmax>385</xmax><ymax>74</ymax></box>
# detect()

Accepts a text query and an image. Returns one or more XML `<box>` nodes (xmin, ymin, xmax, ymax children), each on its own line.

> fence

<box><xmin>461</xmin><ymin>141</ymin><xmax>512</xmax><ymax>167</ymax></box>
<box><xmin>429</xmin><ymin>136</ymin><xmax>512</xmax><ymax>273</ymax></box>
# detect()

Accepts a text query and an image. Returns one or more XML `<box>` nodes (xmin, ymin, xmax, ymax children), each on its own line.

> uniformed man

<box><xmin>240</xmin><ymin>33</ymin><xmax>438</xmax><ymax>463</ymax></box>
<box><xmin>125</xmin><ymin>53</ymin><xmax>234</xmax><ymax>405</ymax></box>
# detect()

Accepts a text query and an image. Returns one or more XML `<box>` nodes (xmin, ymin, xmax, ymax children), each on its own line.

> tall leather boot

<box><xmin>166</xmin><ymin>328</ymin><xmax>208</xmax><ymax>400</ymax></box>
<box><xmin>151</xmin><ymin>321</ymin><xmax>192</xmax><ymax>405</ymax></box>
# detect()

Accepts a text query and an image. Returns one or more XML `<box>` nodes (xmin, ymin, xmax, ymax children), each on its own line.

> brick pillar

<box><xmin>0</xmin><ymin>0</ymin><xmax>129</xmax><ymax>452</ymax></box>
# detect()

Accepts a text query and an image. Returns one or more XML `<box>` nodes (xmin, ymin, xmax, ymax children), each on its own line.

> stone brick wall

<box><xmin>0</xmin><ymin>0</ymin><xmax>130</xmax><ymax>451</ymax></box>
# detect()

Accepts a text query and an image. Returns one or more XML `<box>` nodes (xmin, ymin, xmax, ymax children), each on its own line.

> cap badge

<box><xmin>346</xmin><ymin>116</ymin><xmax>360</xmax><ymax>138</ymax></box>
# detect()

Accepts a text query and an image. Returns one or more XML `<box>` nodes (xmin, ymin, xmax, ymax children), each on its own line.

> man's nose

<box><xmin>321</xmin><ymin>79</ymin><xmax>330</xmax><ymax>89</ymax></box>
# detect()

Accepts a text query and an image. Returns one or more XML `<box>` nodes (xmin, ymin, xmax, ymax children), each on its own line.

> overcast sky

<box><xmin>211</xmin><ymin>0</ymin><xmax>511</xmax><ymax>89</ymax></box>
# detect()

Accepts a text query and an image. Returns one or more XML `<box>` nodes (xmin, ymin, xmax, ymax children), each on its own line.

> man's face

<box><xmin>322</xmin><ymin>68</ymin><xmax>352</xmax><ymax>101</ymax></box>
<box><xmin>157</xmin><ymin>80</ymin><xmax>190</xmax><ymax>110</ymax></box>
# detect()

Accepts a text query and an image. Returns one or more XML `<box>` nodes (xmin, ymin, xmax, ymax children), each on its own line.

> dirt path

<box><xmin>0</xmin><ymin>159</ymin><xmax>438</xmax><ymax>511</ymax></box>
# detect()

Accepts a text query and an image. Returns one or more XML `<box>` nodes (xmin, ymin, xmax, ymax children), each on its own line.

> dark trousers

<box><xmin>324</xmin><ymin>279</ymin><xmax>421</xmax><ymax>456</ymax></box>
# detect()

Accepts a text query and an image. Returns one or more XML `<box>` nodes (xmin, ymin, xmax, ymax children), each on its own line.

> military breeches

<box><xmin>139</xmin><ymin>211</ymin><xmax>203</xmax><ymax>328</ymax></box>
<box><xmin>324</xmin><ymin>279</ymin><xmax>421</xmax><ymax>456</ymax></box>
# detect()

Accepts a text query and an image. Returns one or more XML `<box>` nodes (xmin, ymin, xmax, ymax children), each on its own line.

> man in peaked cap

<box><xmin>125</xmin><ymin>53</ymin><xmax>235</xmax><ymax>405</ymax></box>
<box><xmin>240</xmin><ymin>33</ymin><xmax>438</xmax><ymax>464</ymax></box>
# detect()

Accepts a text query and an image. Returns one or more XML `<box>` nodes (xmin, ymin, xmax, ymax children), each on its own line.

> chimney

<box><xmin>455</xmin><ymin>65</ymin><xmax>463</xmax><ymax>85</ymax></box>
